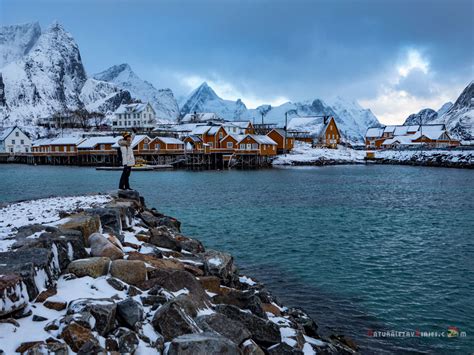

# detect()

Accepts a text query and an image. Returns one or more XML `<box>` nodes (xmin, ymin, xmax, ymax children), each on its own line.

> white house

<box><xmin>112</xmin><ymin>103</ymin><xmax>156</xmax><ymax>130</ymax></box>
<box><xmin>0</xmin><ymin>126</ymin><xmax>32</xmax><ymax>153</ymax></box>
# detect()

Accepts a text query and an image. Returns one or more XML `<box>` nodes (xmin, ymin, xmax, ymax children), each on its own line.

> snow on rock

<box><xmin>273</xmin><ymin>142</ymin><xmax>365</xmax><ymax>165</ymax></box>
<box><xmin>94</xmin><ymin>63</ymin><xmax>179</xmax><ymax>121</ymax></box>
<box><xmin>375</xmin><ymin>149</ymin><xmax>473</xmax><ymax>167</ymax></box>
<box><xmin>0</xmin><ymin>194</ymin><xmax>111</xmax><ymax>250</ymax></box>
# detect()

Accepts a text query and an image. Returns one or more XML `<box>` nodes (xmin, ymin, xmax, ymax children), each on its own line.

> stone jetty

<box><xmin>0</xmin><ymin>191</ymin><xmax>358</xmax><ymax>354</ymax></box>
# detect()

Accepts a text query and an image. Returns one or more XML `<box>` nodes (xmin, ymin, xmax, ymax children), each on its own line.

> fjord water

<box><xmin>1</xmin><ymin>164</ymin><xmax>473</xmax><ymax>353</ymax></box>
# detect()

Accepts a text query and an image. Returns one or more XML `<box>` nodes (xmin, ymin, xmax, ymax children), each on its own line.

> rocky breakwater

<box><xmin>0</xmin><ymin>190</ymin><xmax>358</xmax><ymax>354</ymax></box>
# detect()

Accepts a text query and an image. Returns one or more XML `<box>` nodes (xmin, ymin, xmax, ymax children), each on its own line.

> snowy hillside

<box><xmin>94</xmin><ymin>64</ymin><xmax>179</xmax><ymax>121</ymax></box>
<box><xmin>0</xmin><ymin>22</ymin><xmax>130</xmax><ymax>126</ymax></box>
<box><xmin>403</xmin><ymin>82</ymin><xmax>473</xmax><ymax>140</ymax></box>
<box><xmin>0</xmin><ymin>22</ymin><xmax>41</xmax><ymax>68</ymax></box>
<box><xmin>180</xmin><ymin>82</ymin><xmax>249</xmax><ymax>121</ymax></box>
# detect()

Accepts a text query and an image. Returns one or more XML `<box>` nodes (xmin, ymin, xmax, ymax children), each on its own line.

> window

<box><xmin>70</xmin><ymin>146</ymin><xmax>74</xmax><ymax>152</ymax></box>
<box><xmin>100</xmin><ymin>144</ymin><xmax>105</xmax><ymax>150</ymax></box>
<box><xmin>219</xmin><ymin>132</ymin><xmax>223</xmax><ymax>139</ymax></box>
<box><xmin>227</xmin><ymin>142</ymin><xmax>233</xmax><ymax>148</ymax></box>
<box><xmin>12</xmin><ymin>139</ymin><xmax>15</xmax><ymax>144</ymax></box>
<box><xmin>16</xmin><ymin>131</ymin><xmax>19</xmax><ymax>137</ymax></box>
<box><xmin>209</xmin><ymin>142</ymin><xmax>213</xmax><ymax>148</ymax></box>
<box><xmin>10</xmin><ymin>148</ymin><xmax>13</xmax><ymax>153</ymax></box>
<box><xmin>144</xmin><ymin>143</ymin><xmax>149</xmax><ymax>150</ymax></box>
<box><xmin>64</xmin><ymin>146</ymin><xmax>67</xmax><ymax>151</ymax></box>
<box><xmin>247</xmin><ymin>143</ymin><xmax>252</xmax><ymax>150</ymax></box>
<box><xmin>240</xmin><ymin>144</ymin><xmax>245</xmax><ymax>149</ymax></box>
<box><xmin>25</xmin><ymin>148</ymin><xmax>29</xmax><ymax>152</ymax></box>
<box><xmin>113</xmin><ymin>122</ymin><xmax>117</xmax><ymax>126</ymax></box>
<box><xmin>55</xmin><ymin>146</ymin><xmax>60</xmax><ymax>152</ymax></box>
<box><xmin>21</xmin><ymin>140</ymin><xmax>24</xmax><ymax>144</ymax></box>
<box><xmin>155</xmin><ymin>144</ymin><xmax>161</xmax><ymax>150</ymax></box>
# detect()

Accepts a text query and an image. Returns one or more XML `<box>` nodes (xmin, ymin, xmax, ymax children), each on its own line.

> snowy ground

<box><xmin>273</xmin><ymin>143</ymin><xmax>365</xmax><ymax>165</ymax></box>
<box><xmin>374</xmin><ymin>149</ymin><xmax>473</xmax><ymax>164</ymax></box>
<box><xmin>0</xmin><ymin>194</ymin><xmax>111</xmax><ymax>251</ymax></box>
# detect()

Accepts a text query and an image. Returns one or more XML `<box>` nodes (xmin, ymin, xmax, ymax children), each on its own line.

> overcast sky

<box><xmin>1</xmin><ymin>0</ymin><xmax>473</xmax><ymax>124</ymax></box>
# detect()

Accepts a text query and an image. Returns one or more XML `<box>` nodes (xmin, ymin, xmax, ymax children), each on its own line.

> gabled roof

<box><xmin>191</xmin><ymin>126</ymin><xmax>212</xmax><ymax>135</ymax></box>
<box><xmin>207</xmin><ymin>126</ymin><xmax>225</xmax><ymax>135</ymax></box>
<box><xmin>184</xmin><ymin>135</ymin><xmax>203</xmax><ymax>142</ymax></box>
<box><xmin>231</xmin><ymin>121</ymin><xmax>252</xmax><ymax>129</ymax></box>
<box><xmin>382</xmin><ymin>134</ymin><xmax>420</xmax><ymax>146</ymax></box>
<box><xmin>154</xmin><ymin>137</ymin><xmax>184</xmax><ymax>145</ymax></box>
<box><xmin>220</xmin><ymin>134</ymin><xmax>246</xmax><ymax>143</ymax></box>
<box><xmin>0</xmin><ymin>127</ymin><xmax>15</xmax><ymax>141</ymax></box>
<box><xmin>50</xmin><ymin>137</ymin><xmax>86</xmax><ymax>145</ymax></box>
<box><xmin>32</xmin><ymin>138</ymin><xmax>55</xmax><ymax>147</ymax></box>
<box><xmin>418</xmin><ymin>124</ymin><xmax>446</xmax><ymax>140</ymax></box>
<box><xmin>393</xmin><ymin>126</ymin><xmax>409</xmax><ymax>136</ymax></box>
<box><xmin>77</xmin><ymin>136</ymin><xmax>121</xmax><ymax>149</ymax></box>
<box><xmin>237</xmin><ymin>134</ymin><xmax>277</xmax><ymax>145</ymax></box>
<box><xmin>365</xmin><ymin>127</ymin><xmax>384</xmax><ymax>138</ymax></box>
<box><xmin>384</xmin><ymin>126</ymin><xmax>396</xmax><ymax>133</ymax></box>
<box><xmin>114</xmin><ymin>103</ymin><xmax>152</xmax><ymax>114</ymax></box>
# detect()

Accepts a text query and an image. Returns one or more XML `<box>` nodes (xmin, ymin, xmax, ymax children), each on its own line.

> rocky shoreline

<box><xmin>0</xmin><ymin>191</ymin><xmax>357</xmax><ymax>354</ymax></box>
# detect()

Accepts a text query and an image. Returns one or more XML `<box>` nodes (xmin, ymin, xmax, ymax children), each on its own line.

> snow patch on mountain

<box><xmin>0</xmin><ymin>22</ymin><xmax>41</xmax><ymax>68</ymax></box>
<box><xmin>94</xmin><ymin>64</ymin><xmax>179</xmax><ymax>121</ymax></box>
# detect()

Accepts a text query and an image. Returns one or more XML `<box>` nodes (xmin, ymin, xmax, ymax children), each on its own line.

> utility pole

<box><xmin>284</xmin><ymin>111</ymin><xmax>288</xmax><ymax>153</ymax></box>
<box><xmin>261</xmin><ymin>112</ymin><xmax>264</xmax><ymax>125</ymax></box>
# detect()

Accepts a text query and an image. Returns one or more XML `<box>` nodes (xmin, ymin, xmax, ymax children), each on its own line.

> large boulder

<box><xmin>110</xmin><ymin>259</ymin><xmax>147</xmax><ymax>286</ymax></box>
<box><xmin>213</xmin><ymin>288</ymin><xmax>266</xmax><ymax>318</ymax></box>
<box><xmin>267</xmin><ymin>342</ymin><xmax>304</xmax><ymax>354</ymax></box>
<box><xmin>0</xmin><ymin>248</ymin><xmax>59</xmax><ymax>300</ymax></box>
<box><xmin>202</xmin><ymin>250</ymin><xmax>237</xmax><ymax>285</ymax></box>
<box><xmin>127</xmin><ymin>251</ymin><xmax>184</xmax><ymax>271</ymax></box>
<box><xmin>144</xmin><ymin>269</ymin><xmax>209</xmax><ymax>306</ymax></box>
<box><xmin>116</xmin><ymin>298</ymin><xmax>144</xmax><ymax>329</ymax></box>
<box><xmin>175</xmin><ymin>235</ymin><xmax>205</xmax><ymax>253</ymax></box>
<box><xmin>168</xmin><ymin>332</ymin><xmax>240</xmax><ymax>355</ymax></box>
<box><xmin>216</xmin><ymin>304</ymin><xmax>281</xmax><ymax>347</ymax></box>
<box><xmin>106</xmin><ymin>200</ymin><xmax>137</xmax><ymax>229</ymax></box>
<box><xmin>112</xmin><ymin>327</ymin><xmax>140</xmax><ymax>354</ymax></box>
<box><xmin>68</xmin><ymin>298</ymin><xmax>117</xmax><ymax>336</ymax></box>
<box><xmin>67</xmin><ymin>257</ymin><xmax>111</xmax><ymax>278</ymax></box>
<box><xmin>85</xmin><ymin>208</ymin><xmax>122</xmax><ymax>237</ymax></box>
<box><xmin>241</xmin><ymin>339</ymin><xmax>265</xmax><ymax>355</ymax></box>
<box><xmin>196</xmin><ymin>312</ymin><xmax>251</xmax><ymax>345</ymax></box>
<box><xmin>60</xmin><ymin>322</ymin><xmax>95</xmax><ymax>352</ymax></box>
<box><xmin>140</xmin><ymin>210</ymin><xmax>181</xmax><ymax>232</ymax></box>
<box><xmin>89</xmin><ymin>233</ymin><xmax>124</xmax><ymax>260</ymax></box>
<box><xmin>286</xmin><ymin>308</ymin><xmax>318</xmax><ymax>337</ymax></box>
<box><xmin>59</xmin><ymin>214</ymin><xmax>101</xmax><ymax>245</ymax></box>
<box><xmin>117</xmin><ymin>189</ymin><xmax>142</xmax><ymax>205</ymax></box>
<box><xmin>0</xmin><ymin>274</ymin><xmax>29</xmax><ymax>317</ymax></box>
<box><xmin>149</xmin><ymin>226</ymin><xmax>181</xmax><ymax>251</ymax></box>
<box><xmin>151</xmin><ymin>299</ymin><xmax>201</xmax><ymax>341</ymax></box>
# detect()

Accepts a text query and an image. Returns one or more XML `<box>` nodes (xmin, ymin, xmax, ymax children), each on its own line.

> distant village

<box><xmin>0</xmin><ymin>99</ymin><xmax>463</xmax><ymax>168</ymax></box>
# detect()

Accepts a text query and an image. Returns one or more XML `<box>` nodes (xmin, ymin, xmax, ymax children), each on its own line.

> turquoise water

<box><xmin>0</xmin><ymin>164</ymin><xmax>473</xmax><ymax>354</ymax></box>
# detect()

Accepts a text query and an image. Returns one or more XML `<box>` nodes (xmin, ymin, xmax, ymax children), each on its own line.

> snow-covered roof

<box><xmin>0</xmin><ymin>127</ymin><xmax>15</xmax><ymax>141</ymax></box>
<box><xmin>112</xmin><ymin>135</ymin><xmax>150</xmax><ymax>149</ymax></box>
<box><xmin>32</xmin><ymin>138</ymin><xmax>55</xmax><ymax>147</ymax></box>
<box><xmin>384</xmin><ymin>126</ymin><xmax>396</xmax><ymax>133</ymax></box>
<box><xmin>231</xmin><ymin>121</ymin><xmax>252</xmax><ymax>129</ymax></box>
<box><xmin>382</xmin><ymin>134</ymin><xmax>419</xmax><ymax>146</ymax></box>
<box><xmin>154</xmin><ymin>137</ymin><xmax>184</xmax><ymax>145</ymax></box>
<box><xmin>184</xmin><ymin>135</ymin><xmax>203</xmax><ymax>142</ymax></box>
<box><xmin>114</xmin><ymin>103</ymin><xmax>150</xmax><ymax>114</ymax></box>
<box><xmin>407</xmin><ymin>125</ymin><xmax>420</xmax><ymax>132</ymax></box>
<box><xmin>50</xmin><ymin>137</ymin><xmax>86</xmax><ymax>145</ymax></box>
<box><xmin>191</xmin><ymin>126</ymin><xmax>212</xmax><ymax>135</ymax></box>
<box><xmin>207</xmin><ymin>126</ymin><xmax>223</xmax><ymax>135</ymax></box>
<box><xmin>418</xmin><ymin>125</ymin><xmax>446</xmax><ymax>140</ymax></box>
<box><xmin>288</xmin><ymin>116</ymin><xmax>332</xmax><ymax>138</ymax></box>
<box><xmin>77</xmin><ymin>136</ymin><xmax>120</xmax><ymax>149</ymax></box>
<box><xmin>365</xmin><ymin>127</ymin><xmax>384</xmax><ymax>138</ymax></box>
<box><xmin>220</xmin><ymin>134</ymin><xmax>246</xmax><ymax>142</ymax></box>
<box><xmin>393</xmin><ymin>126</ymin><xmax>409</xmax><ymax>136</ymax></box>
<box><xmin>237</xmin><ymin>134</ymin><xmax>277</xmax><ymax>145</ymax></box>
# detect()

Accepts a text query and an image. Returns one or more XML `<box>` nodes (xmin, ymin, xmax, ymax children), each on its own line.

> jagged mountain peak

<box><xmin>94</xmin><ymin>63</ymin><xmax>179</xmax><ymax>120</ymax></box>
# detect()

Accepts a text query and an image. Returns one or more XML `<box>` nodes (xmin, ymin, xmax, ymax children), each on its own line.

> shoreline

<box><xmin>0</xmin><ymin>190</ymin><xmax>358</xmax><ymax>354</ymax></box>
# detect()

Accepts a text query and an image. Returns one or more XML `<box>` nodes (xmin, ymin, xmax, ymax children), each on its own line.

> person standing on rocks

<box><xmin>118</xmin><ymin>131</ymin><xmax>135</xmax><ymax>190</ymax></box>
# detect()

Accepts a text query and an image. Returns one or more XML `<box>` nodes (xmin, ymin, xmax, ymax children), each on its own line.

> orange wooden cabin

<box><xmin>236</xmin><ymin>134</ymin><xmax>277</xmax><ymax>156</ymax></box>
<box><xmin>267</xmin><ymin>128</ymin><xmax>295</xmax><ymax>153</ymax></box>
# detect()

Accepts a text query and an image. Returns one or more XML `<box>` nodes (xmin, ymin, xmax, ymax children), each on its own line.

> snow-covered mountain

<box><xmin>434</xmin><ymin>82</ymin><xmax>473</xmax><ymax>140</ymax></box>
<box><xmin>0</xmin><ymin>22</ymin><xmax>131</xmax><ymax>126</ymax></box>
<box><xmin>404</xmin><ymin>108</ymin><xmax>438</xmax><ymax>125</ymax></box>
<box><xmin>403</xmin><ymin>82</ymin><xmax>473</xmax><ymax>140</ymax></box>
<box><xmin>180</xmin><ymin>82</ymin><xmax>249</xmax><ymax>121</ymax></box>
<box><xmin>0</xmin><ymin>22</ymin><xmax>41</xmax><ymax>68</ymax></box>
<box><xmin>94</xmin><ymin>64</ymin><xmax>179</xmax><ymax>121</ymax></box>
<box><xmin>181</xmin><ymin>82</ymin><xmax>380</xmax><ymax>142</ymax></box>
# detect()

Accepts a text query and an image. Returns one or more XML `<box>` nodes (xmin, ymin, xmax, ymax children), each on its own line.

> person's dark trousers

<box><xmin>119</xmin><ymin>165</ymin><xmax>132</xmax><ymax>190</ymax></box>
